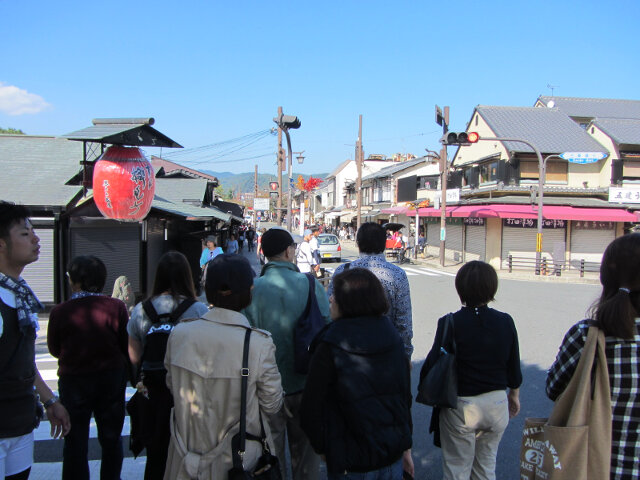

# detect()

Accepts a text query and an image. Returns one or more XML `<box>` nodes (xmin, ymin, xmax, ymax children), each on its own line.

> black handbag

<box><xmin>228</xmin><ymin>329</ymin><xmax>282</xmax><ymax>480</ymax></box>
<box><xmin>416</xmin><ymin>313</ymin><xmax>458</xmax><ymax>408</ymax></box>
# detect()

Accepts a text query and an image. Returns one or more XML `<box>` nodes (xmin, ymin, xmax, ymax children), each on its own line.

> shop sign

<box><xmin>609</xmin><ymin>187</ymin><xmax>640</xmax><ymax>204</ymax></box>
<box><xmin>464</xmin><ymin>217</ymin><xmax>485</xmax><ymax>226</ymax></box>
<box><xmin>503</xmin><ymin>218</ymin><xmax>566</xmax><ymax>229</ymax></box>
<box><xmin>572</xmin><ymin>221</ymin><xmax>614</xmax><ymax>230</ymax></box>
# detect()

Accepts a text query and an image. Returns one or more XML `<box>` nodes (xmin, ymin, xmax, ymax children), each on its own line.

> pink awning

<box><xmin>415</xmin><ymin>204</ymin><xmax>636</xmax><ymax>222</ymax></box>
<box><xmin>381</xmin><ymin>206</ymin><xmax>409</xmax><ymax>215</ymax></box>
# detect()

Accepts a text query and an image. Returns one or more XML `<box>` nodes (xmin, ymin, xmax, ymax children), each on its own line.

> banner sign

<box><xmin>503</xmin><ymin>218</ymin><xmax>566</xmax><ymax>229</ymax></box>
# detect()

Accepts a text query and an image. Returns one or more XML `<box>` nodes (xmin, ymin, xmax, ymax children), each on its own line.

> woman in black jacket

<box><xmin>420</xmin><ymin>260</ymin><xmax>521</xmax><ymax>480</ymax></box>
<box><xmin>300</xmin><ymin>267</ymin><xmax>413</xmax><ymax>479</ymax></box>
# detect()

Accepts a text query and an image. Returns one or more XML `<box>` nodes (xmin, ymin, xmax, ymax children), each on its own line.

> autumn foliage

<box><xmin>296</xmin><ymin>175</ymin><xmax>323</xmax><ymax>192</ymax></box>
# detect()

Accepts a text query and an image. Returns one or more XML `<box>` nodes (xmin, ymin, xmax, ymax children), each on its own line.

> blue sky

<box><xmin>1</xmin><ymin>0</ymin><xmax>639</xmax><ymax>175</ymax></box>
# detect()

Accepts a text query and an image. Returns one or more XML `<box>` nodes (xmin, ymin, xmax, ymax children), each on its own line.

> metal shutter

<box><xmin>146</xmin><ymin>221</ymin><xmax>166</xmax><ymax>291</ymax></box>
<box><xmin>465</xmin><ymin>225</ymin><xmax>486</xmax><ymax>262</ymax></box>
<box><xmin>570</xmin><ymin>225</ymin><xmax>614</xmax><ymax>267</ymax></box>
<box><xmin>445</xmin><ymin>224</ymin><xmax>464</xmax><ymax>262</ymax></box>
<box><xmin>70</xmin><ymin>223</ymin><xmax>141</xmax><ymax>295</ymax></box>
<box><xmin>501</xmin><ymin>226</ymin><xmax>566</xmax><ymax>269</ymax></box>
<box><xmin>22</xmin><ymin>227</ymin><xmax>55</xmax><ymax>303</ymax></box>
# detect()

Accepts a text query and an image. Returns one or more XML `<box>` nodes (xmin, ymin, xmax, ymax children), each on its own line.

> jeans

<box><xmin>327</xmin><ymin>458</ymin><xmax>403</xmax><ymax>480</ymax></box>
<box><xmin>59</xmin><ymin>367</ymin><xmax>127</xmax><ymax>480</ymax></box>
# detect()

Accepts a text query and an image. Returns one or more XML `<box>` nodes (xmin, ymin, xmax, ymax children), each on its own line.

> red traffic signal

<box><xmin>441</xmin><ymin>131</ymin><xmax>480</xmax><ymax>145</ymax></box>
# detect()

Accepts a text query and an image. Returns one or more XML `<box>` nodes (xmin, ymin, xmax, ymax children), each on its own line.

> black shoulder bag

<box><xmin>228</xmin><ymin>329</ymin><xmax>282</xmax><ymax>480</ymax></box>
<box><xmin>416</xmin><ymin>313</ymin><xmax>458</xmax><ymax>408</ymax></box>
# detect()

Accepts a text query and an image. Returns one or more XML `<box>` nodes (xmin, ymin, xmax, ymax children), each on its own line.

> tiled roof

<box><xmin>362</xmin><ymin>157</ymin><xmax>425</xmax><ymax>181</ymax></box>
<box><xmin>476</xmin><ymin>106</ymin><xmax>608</xmax><ymax>154</ymax></box>
<box><xmin>0</xmin><ymin>135</ymin><xmax>84</xmax><ymax>207</ymax></box>
<box><xmin>536</xmin><ymin>96</ymin><xmax>640</xmax><ymax>119</ymax></box>
<box><xmin>153</xmin><ymin>179</ymin><xmax>231</xmax><ymax>221</ymax></box>
<box><xmin>592</xmin><ymin>118</ymin><xmax>640</xmax><ymax>146</ymax></box>
<box><xmin>150</xmin><ymin>156</ymin><xmax>218</xmax><ymax>182</ymax></box>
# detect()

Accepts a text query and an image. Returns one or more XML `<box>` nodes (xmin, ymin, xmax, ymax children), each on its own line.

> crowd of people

<box><xmin>1</xmin><ymin>199</ymin><xmax>639</xmax><ymax>480</ymax></box>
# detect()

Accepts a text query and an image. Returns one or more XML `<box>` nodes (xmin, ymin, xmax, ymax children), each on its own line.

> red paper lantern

<box><xmin>93</xmin><ymin>146</ymin><xmax>155</xmax><ymax>222</ymax></box>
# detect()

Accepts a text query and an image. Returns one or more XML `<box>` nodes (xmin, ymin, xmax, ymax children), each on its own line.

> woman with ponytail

<box><xmin>547</xmin><ymin>233</ymin><xmax>640</xmax><ymax>480</ymax></box>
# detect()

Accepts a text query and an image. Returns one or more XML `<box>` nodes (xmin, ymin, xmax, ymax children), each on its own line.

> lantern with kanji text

<box><xmin>92</xmin><ymin>145</ymin><xmax>155</xmax><ymax>222</ymax></box>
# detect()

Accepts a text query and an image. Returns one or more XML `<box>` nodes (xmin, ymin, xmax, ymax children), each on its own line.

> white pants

<box><xmin>0</xmin><ymin>432</ymin><xmax>34</xmax><ymax>477</ymax></box>
<box><xmin>440</xmin><ymin>390</ymin><xmax>509</xmax><ymax>480</ymax></box>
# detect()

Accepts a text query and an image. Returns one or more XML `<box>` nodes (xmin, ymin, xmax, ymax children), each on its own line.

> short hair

<box><xmin>152</xmin><ymin>251</ymin><xmax>197</xmax><ymax>300</ymax></box>
<box><xmin>0</xmin><ymin>201</ymin><xmax>31</xmax><ymax>241</ymax></box>
<box><xmin>356</xmin><ymin>222</ymin><xmax>386</xmax><ymax>254</ymax></box>
<box><xmin>67</xmin><ymin>255</ymin><xmax>107</xmax><ymax>293</ymax></box>
<box><xmin>332</xmin><ymin>267</ymin><xmax>389</xmax><ymax>318</ymax></box>
<box><xmin>455</xmin><ymin>261</ymin><xmax>498</xmax><ymax>307</ymax></box>
<box><xmin>205</xmin><ymin>254</ymin><xmax>254</xmax><ymax>311</ymax></box>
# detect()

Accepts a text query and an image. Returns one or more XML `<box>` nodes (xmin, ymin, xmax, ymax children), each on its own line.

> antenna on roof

<box><xmin>547</xmin><ymin>84</ymin><xmax>559</xmax><ymax>97</ymax></box>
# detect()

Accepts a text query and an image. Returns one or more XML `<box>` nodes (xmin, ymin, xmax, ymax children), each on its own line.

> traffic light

<box><xmin>273</xmin><ymin>114</ymin><xmax>301</xmax><ymax>130</ymax></box>
<box><xmin>440</xmin><ymin>131</ymin><xmax>479</xmax><ymax>145</ymax></box>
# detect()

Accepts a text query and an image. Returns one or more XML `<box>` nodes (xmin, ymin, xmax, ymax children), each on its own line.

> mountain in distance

<box><xmin>202</xmin><ymin>170</ymin><xmax>328</xmax><ymax>195</ymax></box>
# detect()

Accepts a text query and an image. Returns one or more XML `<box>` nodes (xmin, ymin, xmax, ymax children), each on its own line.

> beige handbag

<box><xmin>520</xmin><ymin>326</ymin><xmax>611</xmax><ymax>480</ymax></box>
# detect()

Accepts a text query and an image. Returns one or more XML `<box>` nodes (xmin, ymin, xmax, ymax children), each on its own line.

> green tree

<box><xmin>0</xmin><ymin>127</ymin><xmax>25</xmax><ymax>134</ymax></box>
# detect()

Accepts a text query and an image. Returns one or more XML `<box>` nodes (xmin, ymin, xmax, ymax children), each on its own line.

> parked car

<box><xmin>317</xmin><ymin>234</ymin><xmax>341</xmax><ymax>262</ymax></box>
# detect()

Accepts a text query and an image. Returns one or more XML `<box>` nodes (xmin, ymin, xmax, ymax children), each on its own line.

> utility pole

<box><xmin>254</xmin><ymin>164</ymin><xmax>258</xmax><ymax>226</ymax></box>
<box><xmin>276</xmin><ymin>106</ymin><xmax>283</xmax><ymax>226</ymax></box>
<box><xmin>436</xmin><ymin>106</ymin><xmax>450</xmax><ymax>267</ymax></box>
<box><xmin>356</xmin><ymin>114</ymin><xmax>363</xmax><ymax>230</ymax></box>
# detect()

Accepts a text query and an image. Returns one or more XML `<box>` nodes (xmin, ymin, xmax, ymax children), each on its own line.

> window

<box><xmin>419</xmin><ymin>175</ymin><xmax>439</xmax><ymax>190</ymax></box>
<box><xmin>480</xmin><ymin>161</ymin><xmax>498</xmax><ymax>184</ymax></box>
<box><xmin>520</xmin><ymin>160</ymin><xmax>567</xmax><ymax>183</ymax></box>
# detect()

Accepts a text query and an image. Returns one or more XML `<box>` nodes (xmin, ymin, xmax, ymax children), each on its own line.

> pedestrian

<box><xmin>226</xmin><ymin>234</ymin><xmax>239</xmax><ymax>255</ymax></box>
<box><xmin>199</xmin><ymin>235</ymin><xmax>223</xmax><ymax>270</ymax></box>
<box><xmin>164</xmin><ymin>254</ymin><xmax>283</xmax><ymax>480</ymax></box>
<box><xmin>48</xmin><ymin>255</ymin><xmax>130</xmax><ymax>480</ymax></box>
<box><xmin>256</xmin><ymin>228</ymin><xmax>267</xmax><ymax>266</ymax></box>
<box><xmin>127</xmin><ymin>251</ymin><xmax>209</xmax><ymax>480</ymax></box>
<box><xmin>111</xmin><ymin>275</ymin><xmax>135</xmax><ymax>315</ymax></box>
<box><xmin>0</xmin><ymin>201</ymin><xmax>70</xmax><ymax>480</ymax></box>
<box><xmin>296</xmin><ymin>229</ymin><xmax>316</xmax><ymax>274</ymax></box>
<box><xmin>329</xmin><ymin>222</ymin><xmax>414</xmax><ymax>359</ymax></box>
<box><xmin>301</xmin><ymin>267</ymin><xmax>414</xmax><ymax>479</ymax></box>
<box><xmin>420</xmin><ymin>260</ymin><xmax>521</xmax><ymax>480</ymax></box>
<box><xmin>246</xmin><ymin>227</ymin><xmax>255</xmax><ymax>252</ymax></box>
<box><xmin>547</xmin><ymin>233</ymin><xmax>640</xmax><ymax>480</ymax></box>
<box><xmin>238</xmin><ymin>229</ymin><xmax>245</xmax><ymax>252</ymax></box>
<box><xmin>243</xmin><ymin>227</ymin><xmax>331</xmax><ymax>480</ymax></box>
<box><xmin>309</xmin><ymin>227</ymin><xmax>321</xmax><ymax>271</ymax></box>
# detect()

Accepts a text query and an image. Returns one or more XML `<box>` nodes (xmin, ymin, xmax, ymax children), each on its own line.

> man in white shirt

<box><xmin>296</xmin><ymin>230</ymin><xmax>316</xmax><ymax>274</ymax></box>
<box><xmin>309</xmin><ymin>227</ymin><xmax>321</xmax><ymax>271</ymax></box>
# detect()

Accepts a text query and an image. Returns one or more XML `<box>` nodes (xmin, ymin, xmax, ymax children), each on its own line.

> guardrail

<box><xmin>506</xmin><ymin>255</ymin><xmax>600</xmax><ymax>277</ymax></box>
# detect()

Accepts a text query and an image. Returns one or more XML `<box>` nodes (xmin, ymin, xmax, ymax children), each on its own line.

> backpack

<box><xmin>293</xmin><ymin>273</ymin><xmax>326</xmax><ymax>374</ymax></box>
<box><xmin>140</xmin><ymin>297</ymin><xmax>196</xmax><ymax>386</ymax></box>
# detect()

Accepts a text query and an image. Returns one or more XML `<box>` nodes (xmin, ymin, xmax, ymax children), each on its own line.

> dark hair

<box><xmin>205</xmin><ymin>254</ymin><xmax>253</xmax><ymax>311</ymax></box>
<box><xmin>0</xmin><ymin>201</ymin><xmax>31</xmax><ymax>241</ymax></box>
<box><xmin>589</xmin><ymin>233</ymin><xmax>640</xmax><ymax>339</ymax></box>
<box><xmin>332</xmin><ymin>267</ymin><xmax>389</xmax><ymax>318</ymax></box>
<box><xmin>67</xmin><ymin>255</ymin><xmax>107</xmax><ymax>293</ymax></box>
<box><xmin>356</xmin><ymin>222</ymin><xmax>386</xmax><ymax>254</ymax></box>
<box><xmin>151</xmin><ymin>251</ymin><xmax>197</xmax><ymax>301</ymax></box>
<box><xmin>455</xmin><ymin>260</ymin><xmax>498</xmax><ymax>308</ymax></box>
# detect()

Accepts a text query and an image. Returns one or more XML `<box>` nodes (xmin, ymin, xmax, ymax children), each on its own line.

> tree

<box><xmin>0</xmin><ymin>127</ymin><xmax>25</xmax><ymax>134</ymax></box>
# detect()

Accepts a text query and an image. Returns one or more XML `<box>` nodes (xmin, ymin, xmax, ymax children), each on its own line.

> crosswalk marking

<box><xmin>403</xmin><ymin>267</ymin><xmax>438</xmax><ymax>276</ymax></box>
<box><xmin>419</xmin><ymin>267</ymin><xmax>456</xmax><ymax>277</ymax></box>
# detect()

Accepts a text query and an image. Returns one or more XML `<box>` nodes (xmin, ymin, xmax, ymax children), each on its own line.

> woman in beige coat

<box><xmin>164</xmin><ymin>254</ymin><xmax>284</xmax><ymax>479</ymax></box>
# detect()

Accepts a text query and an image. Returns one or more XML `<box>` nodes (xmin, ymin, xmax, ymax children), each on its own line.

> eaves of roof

<box><xmin>62</xmin><ymin>119</ymin><xmax>182</xmax><ymax>148</ymax></box>
<box><xmin>536</xmin><ymin>96</ymin><xmax>640</xmax><ymax>120</ymax></box>
<box><xmin>362</xmin><ymin>157</ymin><xmax>425</xmax><ymax>181</ymax></box>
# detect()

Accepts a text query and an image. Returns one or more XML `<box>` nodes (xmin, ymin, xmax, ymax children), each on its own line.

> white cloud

<box><xmin>0</xmin><ymin>82</ymin><xmax>52</xmax><ymax>115</ymax></box>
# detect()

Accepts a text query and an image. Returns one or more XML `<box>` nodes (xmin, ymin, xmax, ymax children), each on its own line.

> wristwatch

<box><xmin>43</xmin><ymin>395</ymin><xmax>59</xmax><ymax>409</ymax></box>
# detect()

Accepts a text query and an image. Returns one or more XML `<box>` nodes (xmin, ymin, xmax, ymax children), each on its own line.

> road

<box><xmin>31</xmin><ymin>238</ymin><xmax>601</xmax><ymax>479</ymax></box>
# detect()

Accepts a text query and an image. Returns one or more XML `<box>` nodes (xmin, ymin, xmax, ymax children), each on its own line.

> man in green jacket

<box><xmin>243</xmin><ymin>227</ymin><xmax>330</xmax><ymax>480</ymax></box>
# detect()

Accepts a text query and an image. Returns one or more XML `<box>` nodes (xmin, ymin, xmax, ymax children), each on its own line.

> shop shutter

<box><xmin>570</xmin><ymin>225</ymin><xmax>614</xmax><ymax>268</ymax></box>
<box><xmin>426</xmin><ymin>222</ymin><xmax>439</xmax><ymax>257</ymax></box>
<box><xmin>465</xmin><ymin>225</ymin><xmax>486</xmax><ymax>262</ymax></box>
<box><xmin>21</xmin><ymin>227</ymin><xmax>55</xmax><ymax>303</ymax></box>
<box><xmin>501</xmin><ymin>226</ymin><xmax>566</xmax><ymax>269</ymax></box>
<box><xmin>70</xmin><ymin>222</ymin><xmax>141</xmax><ymax>295</ymax></box>
<box><xmin>445</xmin><ymin>224</ymin><xmax>464</xmax><ymax>262</ymax></box>
<box><xmin>146</xmin><ymin>221</ymin><xmax>166</xmax><ymax>291</ymax></box>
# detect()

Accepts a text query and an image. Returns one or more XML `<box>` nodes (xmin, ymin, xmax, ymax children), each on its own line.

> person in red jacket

<box><xmin>48</xmin><ymin>255</ymin><xmax>129</xmax><ymax>480</ymax></box>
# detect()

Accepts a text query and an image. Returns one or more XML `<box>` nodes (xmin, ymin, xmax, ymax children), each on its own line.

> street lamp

<box><xmin>273</xmin><ymin>113</ymin><xmax>301</xmax><ymax>231</ymax></box>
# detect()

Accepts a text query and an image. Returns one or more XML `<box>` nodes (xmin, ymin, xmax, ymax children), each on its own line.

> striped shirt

<box><xmin>546</xmin><ymin>319</ymin><xmax>640</xmax><ymax>480</ymax></box>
